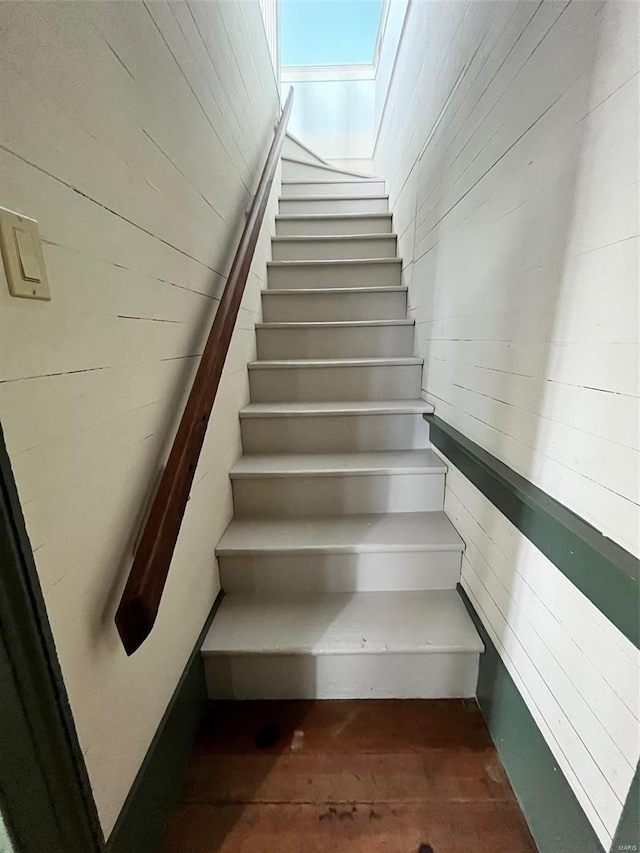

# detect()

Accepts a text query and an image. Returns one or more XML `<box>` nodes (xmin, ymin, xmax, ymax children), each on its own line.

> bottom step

<box><xmin>202</xmin><ymin>591</ymin><xmax>483</xmax><ymax>699</ymax></box>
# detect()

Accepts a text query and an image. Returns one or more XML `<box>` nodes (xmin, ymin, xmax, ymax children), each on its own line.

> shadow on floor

<box><xmin>160</xmin><ymin>699</ymin><xmax>538</xmax><ymax>853</ymax></box>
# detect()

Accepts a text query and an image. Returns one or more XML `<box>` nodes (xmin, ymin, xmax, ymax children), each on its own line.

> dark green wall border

<box><xmin>459</xmin><ymin>585</ymin><xmax>606</xmax><ymax>853</ymax></box>
<box><xmin>611</xmin><ymin>764</ymin><xmax>639</xmax><ymax>853</ymax></box>
<box><xmin>426</xmin><ymin>415</ymin><xmax>639</xmax><ymax>648</ymax></box>
<box><xmin>0</xmin><ymin>425</ymin><xmax>104</xmax><ymax>853</ymax></box>
<box><xmin>108</xmin><ymin>589</ymin><xmax>224</xmax><ymax>853</ymax></box>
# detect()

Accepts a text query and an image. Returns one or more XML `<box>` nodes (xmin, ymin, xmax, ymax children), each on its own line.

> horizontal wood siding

<box><xmin>259</xmin><ymin>0</ymin><xmax>280</xmax><ymax>83</ymax></box>
<box><xmin>374</xmin><ymin>1</ymin><xmax>639</xmax><ymax>848</ymax></box>
<box><xmin>0</xmin><ymin>0</ymin><xmax>279</xmax><ymax>837</ymax></box>
<box><xmin>374</xmin><ymin>0</ymin><xmax>638</xmax><ymax>556</ymax></box>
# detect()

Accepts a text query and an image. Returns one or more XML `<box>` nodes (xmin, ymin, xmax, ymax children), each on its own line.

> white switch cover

<box><xmin>0</xmin><ymin>207</ymin><xmax>51</xmax><ymax>300</ymax></box>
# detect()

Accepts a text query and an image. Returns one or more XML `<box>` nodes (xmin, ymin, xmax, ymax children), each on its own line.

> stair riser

<box><xmin>241</xmin><ymin>413</ymin><xmax>431</xmax><ymax>454</ymax></box>
<box><xmin>249</xmin><ymin>364</ymin><xmax>422</xmax><ymax>402</ymax></box>
<box><xmin>271</xmin><ymin>236</ymin><xmax>397</xmax><ymax>262</ymax></box>
<box><xmin>281</xmin><ymin>181</ymin><xmax>386</xmax><ymax>198</ymax></box>
<box><xmin>205</xmin><ymin>652</ymin><xmax>480</xmax><ymax>699</ymax></box>
<box><xmin>276</xmin><ymin>215</ymin><xmax>393</xmax><ymax>236</ymax></box>
<box><xmin>232</xmin><ymin>472</ymin><xmax>445</xmax><ymax>516</ymax></box>
<box><xmin>279</xmin><ymin>197</ymin><xmax>388</xmax><ymax>215</ymax></box>
<box><xmin>282</xmin><ymin>159</ymin><xmax>371</xmax><ymax>181</ymax></box>
<box><xmin>262</xmin><ymin>290</ymin><xmax>407</xmax><ymax>322</ymax></box>
<box><xmin>218</xmin><ymin>550</ymin><xmax>462</xmax><ymax>594</ymax></box>
<box><xmin>268</xmin><ymin>261</ymin><xmax>402</xmax><ymax>290</ymax></box>
<box><xmin>256</xmin><ymin>325</ymin><xmax>414</xmax><ymax>359</ymax></box>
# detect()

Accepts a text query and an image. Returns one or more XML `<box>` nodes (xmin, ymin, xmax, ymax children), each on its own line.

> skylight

<box><xmin>280</xmin><ymin>0</ymin><xmax>384</xmax><ymax>66</ymax></box>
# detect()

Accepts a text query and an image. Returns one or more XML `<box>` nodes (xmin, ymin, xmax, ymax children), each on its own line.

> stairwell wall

<box><xmin>0</xmin><ymin>0</ymin><xmax>279</xmax><ymax>838</ymax></box>
<box><xmin>374</xmin><ymin>1</ymin><xmax>639</xmax><ymax>849</ymax></box>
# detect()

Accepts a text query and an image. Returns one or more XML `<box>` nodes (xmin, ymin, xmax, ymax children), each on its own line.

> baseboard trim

<box><xmin>458</xmin><ymin>584</ymin><xmax>606</xmax><ymax>853</ymax></box>
<box><xmin>107</xmin><ymin>589</ymin><xmax>225</xmax><ymax>853</ymax></box>
<box><xmin>426</xmin><ymin>415</ymin><xmax>639</xmax><ymax>648</ymax></box>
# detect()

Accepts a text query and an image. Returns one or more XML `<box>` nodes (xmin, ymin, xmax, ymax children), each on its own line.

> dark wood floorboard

<box><xmin>161</xmin><ymin>700</ymin><xmax>537</xmax><ymax>853</ymax></box>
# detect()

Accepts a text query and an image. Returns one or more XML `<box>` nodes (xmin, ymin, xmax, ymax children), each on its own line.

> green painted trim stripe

<box><xmin>107</xmin><ymin>589</ymin><xmax>224</xmax><ymax>853</ymax></box>
<box><xmin>459</xmin><ymin>584</ymin><xmax>606</xmax><ymax>853</ymax></box>
<box><xmin>611</xmin><ymin>763</ymin><xmax>639</xmax><ymax>853</ymax></box>
<box><xmin>426</xmin><ymin>415</ymin><xmax>639</xmax><ymax>648</ymax></box>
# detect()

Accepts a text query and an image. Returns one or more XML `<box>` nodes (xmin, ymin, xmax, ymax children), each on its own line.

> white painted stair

<box><xmin>271</xmin><ymin>234</ymin><xmax>398</xmax><ymax>261</ymax></box>
<box><xmin>205</xmin><ymin>591</ymin><xmax>482</xmax><ymax>700</ymax></box>
<box><xmin>276</xmin><ymin>212</ymin><xmax>393</xmax><ymax>236</ymax></box>
<box><xmin>280</xmin><ymin>195</ymin><xmax>389</xmax><ymax>215</ymax></box>
<box><xmin>267</xmin><ymin>257</ymin><xmax>402</xmax><ymax>288</ymax></box>
<box><xmin>281</xmin><ymin>179</ymin><xmax>386</xmax><ymax>198</ymax></box>
<box><xmin>216</xmin><ymin>512</ymin><xmax>464</xmax><ymax>594</ymax></box>
<box><xmin>202</xmin><ymin>141</ymin><xmax>483</xmax><ymax>699</ymax></box>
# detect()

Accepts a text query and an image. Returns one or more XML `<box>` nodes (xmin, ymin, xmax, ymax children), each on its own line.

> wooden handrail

<box><xmin>115</xmin><ymin>89</ymin><xmax>294</xmax><ymax>655</ymax></box>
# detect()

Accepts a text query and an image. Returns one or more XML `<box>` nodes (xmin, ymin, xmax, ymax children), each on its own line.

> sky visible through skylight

<box><xmin>280</xmin><ymin>0</ymin><xmax>384</xmax><ymax>66</ymax></box>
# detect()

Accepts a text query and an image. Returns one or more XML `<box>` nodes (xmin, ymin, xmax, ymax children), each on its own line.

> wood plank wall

<box><xmin>374</xmin><ymin>1</ymin><xmax>639</xmax><ymax>848</ymax></box>
<box><xmin>259</xmin><ymin>0</ymin><xmax>280</xmax><ymax>82</ymax></box>
<box><xmin>0</xmin><ymin>0</ymin><xmax>279</xmax><ymax>837</ymax></box>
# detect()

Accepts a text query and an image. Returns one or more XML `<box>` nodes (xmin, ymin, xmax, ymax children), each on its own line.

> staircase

<box><xmin>201</xmin><ymin>135</ymin><xmax>483</xmax><ymax>699</ymax></box>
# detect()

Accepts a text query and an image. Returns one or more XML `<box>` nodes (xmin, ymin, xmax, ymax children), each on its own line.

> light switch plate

<box><xmin>0</xmin><ymin>207</ymin><xmax>51</xmax><ymax>300</ymax></box>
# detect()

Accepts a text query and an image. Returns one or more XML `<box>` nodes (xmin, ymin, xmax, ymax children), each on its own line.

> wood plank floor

<box><xmin>161</xmin><ymin>699</ymin><xmax>538</xmax><ymax>853</ymax></box>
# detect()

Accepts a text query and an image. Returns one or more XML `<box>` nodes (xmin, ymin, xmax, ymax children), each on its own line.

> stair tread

<box><xmin>230</xmin><ymin>449</ymin><xmax>445</xmax><ymax>478</ymax></box>
<box><xmin>248</xmin><ymin>356</ymin><xmax>422</xmax><ymax>369</ymax></box>
<box><xmin>201</xmin><ymin>590</ymin><xmax>483</xmax><ymax>655</ymax></box>
<box><xmin>217</xmin><ymin>511</ymin><xmax>463</xmax><ymax>555</ymax></box>
<box><xmin>282</xmin><ymin>179</ymin><xmax>383</xmax><ymax>186</ymax></box>
<box><xmin>264</xmin><ymin>286</ymin><xmax>407</xmax><ymax>295</ymax></box>
<box><xmin>276</xmin><ymin>213</ymin><xmax>392</xmax><ymax>221</ymax></box>
<box><xmin>256</xmin><ymin>319</ymin><xmax>414</xmax><ymax>328</ymax></box>
<box><xmin>239</xmin><ymin>399</ymin><xmax>433</xmax><ymax>417</ymax></box>
<box><xmin>268</xmin><ymin>257</ymin><xmax>401</xmax><ymax>266</ymax></box>
<box><xmin>282</xmin><ymin>195</ymin><xmax>388</xmax><ymax>202</ymax></box>
<box><xmin>271</xmin><ymin>234</ymin><xmax>397</xmax><ymax>242</ymax></box>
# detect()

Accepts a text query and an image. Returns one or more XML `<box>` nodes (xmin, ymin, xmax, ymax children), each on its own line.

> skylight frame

<box><xmin>280</xmin><ymin>0</ymin><xmax>390</xmax><ymax>76</ymax></box>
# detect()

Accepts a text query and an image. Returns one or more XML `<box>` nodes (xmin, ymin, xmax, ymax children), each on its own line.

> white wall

<box><xmin>373</xmin><ymin>0</ymin><xmax>409</xmax><ymax>132</ymax></box>
<box><xmin>259</xmin><ymin>0</ymin><xmax>280</xmax><ymax>84</ymax></box>
<box><xmin>0</xmin><ymin>0</ymin><xmax>279</xmax><ymax>837</ymax></box>
<box><xmin>375</xmin><ymin>0</ymin><xmax>639</xmax><ymax>848</ymax></box>
<box><xmin>0</xmin><ymin>811</ymin><xmax>14</xmax><ymax>853</ymax></box>
<box><xmin>283</xmin><ymin>76</ymin><xmax>376</xmax><ymax>160</ymax></box>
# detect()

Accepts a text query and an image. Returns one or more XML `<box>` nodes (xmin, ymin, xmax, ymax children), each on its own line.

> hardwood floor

<box><xmin>161</xmin><ymin>700</ymin><xmax>538</xmax><ymax>852</ymax></box>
